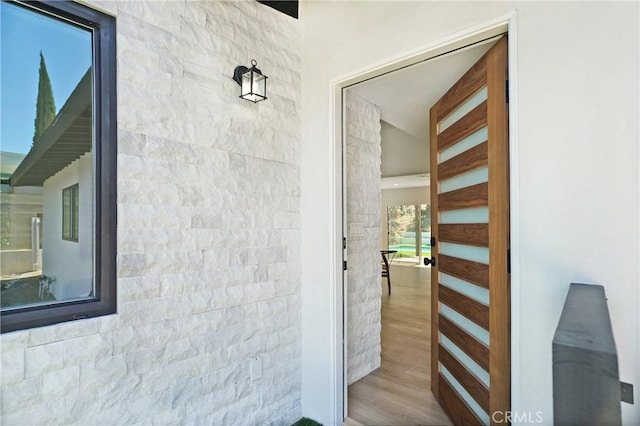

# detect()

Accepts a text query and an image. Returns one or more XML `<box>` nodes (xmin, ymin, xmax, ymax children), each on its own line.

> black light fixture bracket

<box><xmin>233</xmin><ymin>59</ymin><xmax>261</xmax><ymax>86</ymax></box>
<box><xmin>232</xmin><ymin>65</ymin><xmax>249</xmax><ymax>85</ymax></box>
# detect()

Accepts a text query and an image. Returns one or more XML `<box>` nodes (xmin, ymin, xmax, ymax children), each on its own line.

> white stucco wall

<box><xmin>1</xmin><ymin>2</ymin><xmax>302</xmax><ymax>425</ymax></box>
<box><xmin>42</xmin><ymin>153</ymin><xmax>93</xmax><ymax>301</ymax></box>
<box><xmin>345</xmin><ymin>92</ymin><xmax>382</xmax><ymax>385</ymax></box>
<box><xmin>300</xmin><ymin>2</ymin><xmax>639</xmax><ymax>424</ymax></box>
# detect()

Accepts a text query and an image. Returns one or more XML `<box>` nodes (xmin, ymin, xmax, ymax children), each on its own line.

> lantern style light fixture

<box><xmin>232</xmin><ymin>59</ymin><xmax>268</xmax><ymax>103</ymax></box>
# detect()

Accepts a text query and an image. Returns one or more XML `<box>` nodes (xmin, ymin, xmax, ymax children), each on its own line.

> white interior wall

<box><xmin>381</xmin><ymin>187</ymin><xmax>430</xmax><ymax>251</ymax></box>
<box><xmin>300</xmin><ymin>2</ymin><xmax>639</xmax><ymax>425</ymax></box>
<box><xmin>380</xmin><ymin>122</ymin><xmax>428</xmax><ymax>177</ymax></box>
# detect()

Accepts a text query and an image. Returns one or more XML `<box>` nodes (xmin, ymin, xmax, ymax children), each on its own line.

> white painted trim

<box><xmin>329</xmin><ymin>11</ymin><xmax>520</xmax><ymax>425</ymax></box>
<box><xmin>333</xmin><ymin>16</ymin><xmax>511</xmax><ymax>90</ymax></box>
<box><xmin>505</xmin><ymin>10</ymin><xmax>521</xmax><ymax>423</ymax></box>
<box><xmin>329</xmin><ymin>80</ymin><xmax>344</xmax><ymax>425</ymax></box>
<box><xmin>341</xmin><ymin>90</ymin><xmax>349</xmax><ymax>420</ymax></box>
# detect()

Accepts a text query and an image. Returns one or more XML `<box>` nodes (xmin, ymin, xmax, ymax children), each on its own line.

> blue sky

<box><xmin>1</xmin><ymin>2</ymin><xmax>92</xmax><ymax>154</ymax></box>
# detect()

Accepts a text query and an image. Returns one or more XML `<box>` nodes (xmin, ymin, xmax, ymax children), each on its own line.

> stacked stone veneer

<box><xmin>345</xmin><ymin>92</ymin><xmax>382</xmax><ymax>385</ymax></box>
<box><xmin>0</xmin><ymin>2</ymin><xmax>301</xmax><ymax>425</ymax></box>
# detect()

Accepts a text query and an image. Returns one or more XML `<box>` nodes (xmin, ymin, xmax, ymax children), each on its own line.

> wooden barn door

<box><xmin>427</xmin><ymin>36</ymin><xmax>510</xmax><ymax>425</ymax></box>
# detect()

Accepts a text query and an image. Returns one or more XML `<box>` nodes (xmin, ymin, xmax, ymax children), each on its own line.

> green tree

<box><xmin>421</xmin><ymin>204</ymin><xmax>431</xmax><ymax>231</ymax></box>
<box><xmin>387</xmin><ymin>205</ymin><xmax>415</xmax><ymax>246</ymax></box>
<box><xmin>32</xmin><ymin>52</ymin><xmax>56</xmax><ymax>145</ymax></box>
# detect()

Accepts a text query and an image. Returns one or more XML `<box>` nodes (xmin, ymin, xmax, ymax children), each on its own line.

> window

<box><xmin>62</xmin><ymin>184</ymin><xmax>79</xmax><ymax>242</ymax></box>
<box><xmin>387</xmin><ymin>204</ymin><xmax>431</xmax><ymax>264</ymax></box>
<box><xmin>1</xmin><ymin>1</ymin><xmax>116</xmax><ymax>333</ymax></box>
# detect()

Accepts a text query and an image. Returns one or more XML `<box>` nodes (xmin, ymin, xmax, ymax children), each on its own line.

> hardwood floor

<box><xmin>347</xmin><ymin>264</ymin><xmax>452</xmax><ymax>426</ymax></box>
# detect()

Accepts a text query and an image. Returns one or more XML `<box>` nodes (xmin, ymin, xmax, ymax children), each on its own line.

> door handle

<box><xmin>424</xmin><ymin>257</ymin><xmax>436</xmax><ymax>267</ymax></box>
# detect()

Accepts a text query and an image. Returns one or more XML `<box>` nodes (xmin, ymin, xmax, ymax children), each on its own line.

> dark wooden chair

<box><xmin>380</xmin><ymin>250</ymin><xmax>397</xmax><ymax>295</ymax></box>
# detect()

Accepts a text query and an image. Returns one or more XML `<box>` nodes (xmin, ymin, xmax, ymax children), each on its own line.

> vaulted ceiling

<box><xmin>349</xmin><ymin>39</ymin><xmax>495</xmax><ymax>142</ymax></box>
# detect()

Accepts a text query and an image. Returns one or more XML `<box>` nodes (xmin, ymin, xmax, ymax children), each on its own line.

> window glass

<box><xmin>1</xmin><ymin>0</ymin><xmax>116</xmax><ymax>331</ymax></box>
<box><xmin>388</xmin><ymin>205</ymin><xmax>417</xmax><ymax>259</ymax></box>
<box><xmin>62</xmin><ymin>184</ymin><xmax>79</xmax><ymax>242</ymax></box>
<box><xmin>1</xmin><ymin>1</ymin><xmax>93</xmax><ymax>310</ymax></box>
<box><xmin>387</xmin><ymin>204</ymin><xmax>431</xmax><ymax>264</ymax></box>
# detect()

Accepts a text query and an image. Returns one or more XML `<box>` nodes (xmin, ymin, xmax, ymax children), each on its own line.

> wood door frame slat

<box><xmin>438</xmin><ymin>373</ymin><xmax>484</xmax><ymax>426</ymax></box>
<box><xmin>439</xmin><ymin>254</ymin><xmax>489</xmax><ymax>289</ymax></box>
<box><xmin>439</xmin><ymin>182</ymin><xmax>488</xmax><ymax>211</ymax></box>
<box><xmin>439</xmin><ymin>284</ymin><xmax>489</xmax><ymax>330</ymax></box>
<box><xmin>437</xmin><ymin>101</ymin><xmax>487</xmax><ymax>152</ymax></box>
<box><xmin>438</xmin><ymin>141</ymin><xmax>488</xmax><ymax>181</ymax></box>
<box><xmin>430</xmin><ymin>99</ymin><xmax>440</xmax><ymax>397</ymax></box>
<box><xmin>439</xmin><ymin>314</ymin><xmax>490</xmax><ymax>371</ymax></box>
<box><xmin>436</xmin><ymin>59</ymin><xmax>487</xmax><ymax>123</ymax></box>
<box><xmin>439</xmin><ymin>223</ymin><xmax>489</xmax><ymax>247</ymax></box>
<box><xmin>439</xmin><ymin>344</ymin><xmax>490</xmax><ymax>413</ymax></box>
<box><xmin>486</xmin><ymin>36</ymin><xmax>511</xmax><ymax>422</ymax></box>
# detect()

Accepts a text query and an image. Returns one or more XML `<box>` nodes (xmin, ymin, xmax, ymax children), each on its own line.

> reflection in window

<box><xmin>1</xmin><ymin>0</ymin><xmax>116</xmax><ymax>332</ymax></box>
<box><xmin>62</xmin><ymin>184</ymin><xmax>79</xmax><ymax>242</ymax></box>
<box><xmin>1</xmin><ymin>1</ymin><xmax>92</xmax><ymax>309</ymax></box>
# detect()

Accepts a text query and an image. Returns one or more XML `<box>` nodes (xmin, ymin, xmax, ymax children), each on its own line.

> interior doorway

<box><xmin>347</xmin><ymin>264</ymin><xmax>449</xmax><ymax>425</ymax></box>
<box><xmin>342</xmin><ymin>27</ymin><xmax>511</xmax><ymax>425</ymax></box>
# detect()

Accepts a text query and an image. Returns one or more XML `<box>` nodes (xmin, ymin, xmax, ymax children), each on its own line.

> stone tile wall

<box><xmin>0</xmin><ymin>1</ymin><xmax>302</xmax><ymax>424</ymax></box>
<box><xmin>345</xmin><ymin>92</ymin><xmax>382</xmax><ymax>385</ymax></box>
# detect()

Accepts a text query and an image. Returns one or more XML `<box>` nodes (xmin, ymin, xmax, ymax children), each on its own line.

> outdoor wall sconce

<box><xmin>232</xmin><ymin>59</ymin><xmax>268</xmax><ymax>103</ymax></box>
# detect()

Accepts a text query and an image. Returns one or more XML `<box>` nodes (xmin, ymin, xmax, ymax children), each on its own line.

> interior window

<box><xmin>387</xmin><ymin>204</ymin><xmax>431</xmax><ymax>264</ymax></box>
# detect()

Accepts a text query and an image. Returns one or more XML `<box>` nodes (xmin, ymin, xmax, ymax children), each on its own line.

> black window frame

<box><xmin>62</xmin><ymin>183</ymin><xmax>79</xmax><ymax>242</ymax></box>
<box><xmin>1</xmin><ymin>0</ymin><xmax>117</xmax><ymax>333</ymax></box>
